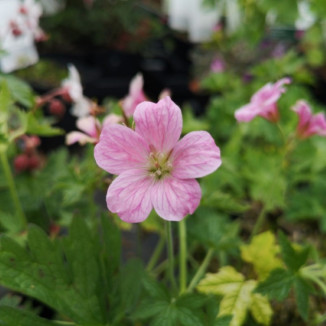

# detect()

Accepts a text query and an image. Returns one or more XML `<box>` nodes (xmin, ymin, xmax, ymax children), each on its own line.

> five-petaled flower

<box><xmin>94</xmin><ymin>97</ymin><xmax>221</xmax><ymax>223</ymax></box>
<box><xmin>292</xmin><ymin>100</ymin><xmax>326</xmax><ymax>139</ymax></box>
<box><xmin>235</xmin><ymin>77</ymin><xmax>291</xmax><ymax>123</ymax></box>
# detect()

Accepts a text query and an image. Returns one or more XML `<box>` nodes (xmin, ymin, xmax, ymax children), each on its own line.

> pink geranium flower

<box><xmin>94</xmin><ymin>97</ymin><xmax>221</xmax><ymax>223</ymax></box>
<box><xmin>66</xmin><ymin>114</ymin><xmax>122</xmax><ymax>145</ymax></box>
<box><xmin>292</xmin><ymin>100</ymin><xmax>326</xmax><ymax>139</ymax></box>
<box><xmin>121</xmin><ymin>73</ymin><xmax>147</xmax><ymax>117</ymax></box>
<box><xmin>235</xmin><ymin>78</ymin><xmax>291</xmax><ymax>123</ymax></box>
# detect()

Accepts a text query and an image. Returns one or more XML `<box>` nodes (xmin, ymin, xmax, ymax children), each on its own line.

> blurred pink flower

<box><xmin>121</xmin><ymin>73</ymin><xmax>147</xmax><ymax>117</ymax></box>
<box><xmin>292</xmin><ymin>100</ymin><xmax>326</xmax><ymax>139</ymax></box>
<box><xmin>210</xmin><ymin>58</ymin><xmax>225</xmax><ymax>73</ymax></box>
<box><xmin>66</xmin><ymin>114</ymin><xmax>122</xmax><ymax>145</ymax></box>
<box><xmin>235</xmin><ymin>77</ymin><xmax>291</xmax><ymax>123</ymax></box>
<box><xmin>71</xmin><ymin>97</ymin><xmax>94</xmax><ymax>118</ymax></box>
<box><xmin>61</xmin><ymin>65</ymin><xmax>94</xmax><ymax>118</ymax></box>
<box><xmin>61</xmin><ymin>65</ymin><xmax>83</xmax><ymax>103</ymax></box>
<box><xmin>94</xmin><ymin>97</ymin><xmax>221</xmax><ymax>223</ymax></box>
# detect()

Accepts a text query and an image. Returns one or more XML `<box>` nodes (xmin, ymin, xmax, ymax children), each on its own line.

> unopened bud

<box><xmin>28</xmin><ymin>155</ymin><xmax>41</xmax><ymax>171</ymax></box>
<box><xmin>14</xmin><ymin>154</ymin><xmax>29</xmax><ymax>173</ymax></box>
<box><xmin>49</xmin><ymin>99</ymin><xmax>66</xmax><ymax>117</ymax></box>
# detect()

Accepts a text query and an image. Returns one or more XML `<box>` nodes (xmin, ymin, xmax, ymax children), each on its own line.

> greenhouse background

<box><xmin>0</xmin><ymin>1</ymin><xmax>326</xmax><ymax>325</ymax></box>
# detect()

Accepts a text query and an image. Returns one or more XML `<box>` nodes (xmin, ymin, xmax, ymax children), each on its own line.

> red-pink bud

<box><xmin>19</xmin><ymin>5</ymin><xmax>28</xmax><ymax>14</ymax></box>
<box><xmin>14</xmin><ymin>154</ymin><xmax>29</xmax><ymax>173</ymax></box>
<box><xmin>49</xmin><ymin>99</ymin><xmax>66</xmax><ymax>117</ymax></box>
<box><xmin>28</xmin><ymin>155</ymin><xmax>41</xmax><ymax>171</ymax></box>
<box><xmin>10</xmin><ymin>21</ymin><xmax>23</xmax><ymax>37</ymax></box>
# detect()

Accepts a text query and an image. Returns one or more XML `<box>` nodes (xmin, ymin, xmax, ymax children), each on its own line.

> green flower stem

<box><xmin>53</xmin><ymin>321</ymin><xmax>75</xmax><ymax>325</ymax></box>
<box><xmin>152</xmin><ymin>259</ymin><xmax>168</xmax><ymax>277</ymax></box>
<box><xmin>0</xmin><ymin>150</ymin><xmax>26</xmax><ymax>230</ymax></box>
<box><xmin>178</xmin><ymin>218</ymin><xmax>187</xmax><ymax>295</ymax></box>
<box><xmin>146</xmin><ymin>234</ymin><xmax>165</xmax><ymax>272</ymax></box>
<box><xmin>250</xmin><ymin>206</ymin><xmax>267</xmax><ymax>239</ymax></box>
<box><xmin>165</xmin><ymin>221</ymin><xmax>177</xmax><ymax>294</ymax></box>
<box><xmin>276</xmin><ymin>122</ymin><xmax>286</xmax><ymax>144</ymax></box>
<box><xmin>187</xmin><ymin>248</ymin><xmax>214</xmax><ymax>293</ymax></box>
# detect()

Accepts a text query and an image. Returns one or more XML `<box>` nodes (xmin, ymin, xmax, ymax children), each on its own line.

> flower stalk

<box><xmin>0</xmin><ymin>150</ymin><xmax>27</xmax><ymax>230</ymax></box>
<box><xmin>146</xmin><ymin>233</ymin><xmax>165</xmax><ymax>272</ymax></box>
<box><xmin>178</xmin><ymin>218</ymin><xmax>187</xmax><ymax>294</ymax></box>
<box><xmin>165</xmin><ymin>221</ymin><xmax>177</xmax><ymax>294</ymax></box>
<box><xmin>187</xmin><ymin>247</ymin><xmax>215</xmax><ymax>292</ymax></box>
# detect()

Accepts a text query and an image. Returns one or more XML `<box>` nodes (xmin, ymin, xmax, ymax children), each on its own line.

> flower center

<box><xmin>147</xmin><ymin>151</ymin><xmax>173</xmax><ymax>180</ymax></box>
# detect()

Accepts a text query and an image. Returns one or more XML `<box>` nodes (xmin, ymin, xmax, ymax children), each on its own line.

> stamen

<box><xmin>147</xmin><ymin>151</ymin><xmax>173</xmax><ymax>180</ymax></box>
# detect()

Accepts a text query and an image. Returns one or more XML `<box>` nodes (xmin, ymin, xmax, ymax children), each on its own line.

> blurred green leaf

<box><xmin>278</xmin><ymin>232</ymin><xmax>310</xmax><ymax>272</ymax></box>
<box><xmin>294</xmin><ymin>277</ymin><xmax>311</xmax><ymax>321</ymax></box>
<box><xmin>188</xmin><ymin>208</ymin><xmax>240</xmax><ymax>253</ymax></box>
<box><xmin>0</xmin><ymin>220</ymin><xmax>106</xmax><ymax>324</ymax></box>
<box><xmin>0</xmin><ymin>75</ymin><xmax>34</xmax><ymax>108</ymax></box>
<box><xmin>26</xmin><ymin>112</ymin><xmax>63</xmax><ymax>136</ymax></box>
<box><xmin>0</xmin><ymin>81</ymin><xmax>12</xmax><ymax>114</ymax></box>
<box><xmin>215</xmin><ymin>315</ymin><xmax>232</xmax><ymax>326</ymax></box>
<box><xmin>243</xmin><ymin>149</ymin><xmax>286</xmax><ymax>210</ymax></box>
<box><xmin>0</xmin><ymin>306</ymin><xmax>57</xmax><ymax>326</ymax></box>
<box><xmin>255</xmin><ymin>268</ymin><xmax>294</xmax><ymax>301</ymax></box>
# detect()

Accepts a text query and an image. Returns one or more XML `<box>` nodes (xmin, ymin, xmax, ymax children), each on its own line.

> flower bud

<box><xmin>49</xmin><ymin>99</ymin><xmax>66</xmax><ymax>117</ymax></box>
<box><xmin>14</xmin><ymin>154</ymin><xmax>29</xmax><ymax>173</ymax></box>
<box><xmin>28</xmin><ymin>155</ymin><xmax>41</xmax><ymax>171</ymax></box>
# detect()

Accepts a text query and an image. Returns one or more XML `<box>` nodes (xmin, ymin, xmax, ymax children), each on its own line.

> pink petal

<box><xmin>130</xmin><ymin>73</ymin><xmax>144</xmax><ymax>95</ymax></box>
<box><xmin>274</xmin><ymin>77</ymin><xmax>291</xmax><ymax>89</ymax></box>
<box><xmin>235</xmin><ymin>103</ymin><xmax>261</xmax><ymax>122</ymax></box>
<box><xmin>122</xmin><ymin>73</ymin><xmax>146</xmax><ymax>117</ymax></box>
<box><xmin>71</xmin><ymin>97</ymin><xmax>92</xmax><ymax>118</ymax></box>
<box><xmin>66</xmin><ymin>131</ymin><xmax>96</xmax><ymax>145</ymax></box>
<box><xmin>102</xmin><ymin>113</ymin><xmax>123</xmax><ymax>126</ymax></box>
<box><xmin>62</xmin><ymin>65</ymin><xmax>83</xmax><ymax>102</ymax></box>
<box><xmin>152</xmin><ymin>177</ymin><xmax>201</xmax><ymax>221</ymax></box>
<box><xmin>171</xmin><ymin>131</ymin><xmax>222</xmax><ymax>179</ymax></box>
<box><xmin>106</xmin><ymin>170</ymin><xmax>153</xmax><ymax>223</ymax></box>
<box><xmin>251</xmin><ymin>77</ymin><xmax>291</xmax><ymax>107</ymax></box>
<box><xmin>158</xmin><ymin>89</ymin><xmax>172</xmax><ymax>100</ymax></box>
<box><xmin>309</xmin><ymin>113</ymin><xmax>326</xmax><ymax>136</ymax></box>
<box><xmin>134</xmin><ymin>97</ymin><xmax>182</xmax><ymax>153</ymax></box>
<box><xmin>292</xmin><ymin>100</ymin><xmax>312</xmax><ymax>132</ymax></box>
<box><xmin>94</xmin><ymin>124</ymin><xmax>150</xmax><ymax>175</ymax></box>
<box><xmin>76</xmin><ymin>116</ymin><xmax>99</xmax><ymax>138</ymax></box>
<box><xmin>258</xmin><ymin>103</ymin><xmax>279</xmax><ymax>122</ymax></box>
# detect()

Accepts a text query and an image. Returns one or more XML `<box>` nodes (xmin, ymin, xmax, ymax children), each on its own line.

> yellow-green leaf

<box><xmin>219</xmin><ymin>279</ymin><xmax>256</xmax><ymax>326</ymax></box>
<box><xmin>241</xmin><ymin>231</ymin><xmax>282</xmax><ymax>280</ymax></box>
<box><xmin>197</xmin><ymin>266</ymin><xmax>272</xmax><ymax>326</ymax></box>
<box><xmin>250</xmin><ymin>293</ymin><xmax>273</xmax><ymax>326</ymax></box>
<box><xmin>197</xmin><ymin>266</ymin><xmax>244</xmax><ymax>296</ymax></box>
